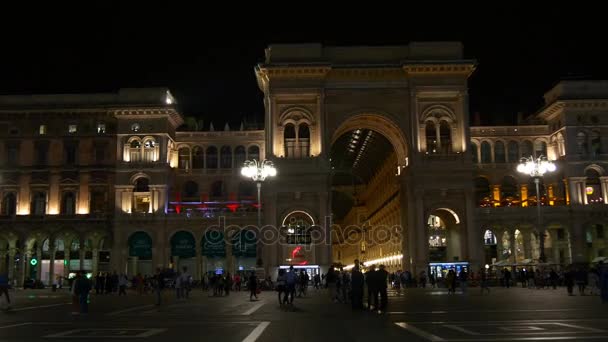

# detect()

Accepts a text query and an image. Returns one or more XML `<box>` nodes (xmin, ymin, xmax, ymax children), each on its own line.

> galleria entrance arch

<box><xmin>256</xmin><ymin>42</ymin><xmax>479</xmax><ymax>274</ymax></box>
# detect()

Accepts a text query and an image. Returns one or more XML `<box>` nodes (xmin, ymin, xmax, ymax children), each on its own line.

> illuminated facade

<box><xmin>1</xmin><ymin>43</ymin><xmax>607</xmax><ymax>287</ymax></box>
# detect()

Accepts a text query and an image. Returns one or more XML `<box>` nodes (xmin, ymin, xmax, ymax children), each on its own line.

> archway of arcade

<box><xmin>330</xmin><ymin>125</ymin><xmax>405</xmax><ymax>273</ymax></box>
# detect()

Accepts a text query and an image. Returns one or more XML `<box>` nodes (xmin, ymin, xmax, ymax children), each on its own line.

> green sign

<box><xmin>129</xmin><ymin>232</ymin><xmax>152</xmax><ymax>258</ymax></box>
<box><xmin>30</xmin><ymin>258</ymin><xmax>38</xmax><ymax>266</ymax></box>
<box><xmin>202</xmin><ymin>230</ymin><xmax>225</xmax><ymax>257</ymax></box>
<box><xmin>232</xmin><ymin>230</ymin><xmax>257</xmax><ymax>257</ymax></box>
<box><xmin>171</xmin><ymin>231</ymin><xmax>195</xmax><ymax>258</ymax></box>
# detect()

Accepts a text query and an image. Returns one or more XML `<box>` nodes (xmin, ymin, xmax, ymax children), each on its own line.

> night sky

<box><xmin>1</xmin><ymin>5</ymin><xmax>606</xmax><ymax>127</ymax></box>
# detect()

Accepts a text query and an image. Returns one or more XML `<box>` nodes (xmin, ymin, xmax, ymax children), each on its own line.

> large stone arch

<box><xmin>330</xmin><ymin>112</ymin><xmax>409</xmax><ymax>167</ymax></box>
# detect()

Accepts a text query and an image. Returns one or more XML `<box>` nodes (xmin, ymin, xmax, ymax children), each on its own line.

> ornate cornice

<box><xmin>255</xmin><ymin>65</ymin><xmax>331</xmax><ymax>92</ymax></box>
<box><xmin>110</xmin><ymin>107</ymin><xmax>184</xmax><ymax>128</ymax></box>
<box><xmin>402</xmin><ymin>63</ymin><xmax>476</xmax><ymax>77</ymax></box>
<box><xmin>537</xmin><ymin>99</ymin><xmax>608</xmax><ymax>120</ymax></box>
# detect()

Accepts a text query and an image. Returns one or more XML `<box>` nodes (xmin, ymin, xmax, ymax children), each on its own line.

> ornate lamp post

<box><xmin>240</xmin><ymin>159</ymin><xmax>277</xmax><ymax>228</ymax></box>
<box><xmin>516</xmin><ymin>155</ymin><xmax>556</xmax><ymax>263</ymax></box>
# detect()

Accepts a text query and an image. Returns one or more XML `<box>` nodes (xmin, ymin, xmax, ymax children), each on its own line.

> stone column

<box><xmin>92</xmin><ymin>248</ymin><xmax>99</xmax><ymax>276</ymax></box>
<box><xmin>399</xmin><ymin>176</ymin><xmax>411</xmax><ymax>272</ymax></box>
<box><xmin>600</xmin><ymin>176</ymin><xmax>608</xmax><ymax>204</ymax></box>
<box><xmin>35</xmin><ymin>247</ymin><xmax>42</xmax><ymax>281</ymax></box>
<box><xmin>8</xmin><ymin>248</ymin><xmax>16</xmax><ymax>284</ymax></box>
<box><xmin>465</xmin><ymin>189</ymin><xmax>482</xmax><ymax>270</ymax></box>
<box><xmin>569</xmin><ymin>222</ymin><xmax>587</xmax><ymax>264</ymax></box>
<box><xmin>563</xmin><ymin>178</ymin><xmax>570</xmax><ymax>205</ymax></box>
<box><xmin>520</xmin><ymin>184</ymin><xmax>528</xmax><ymax>207</ymax></box>
<box><xmin>522</xmin><ymin>231</ymin><xmax>532</xmax><ymax>259</ymax></box>
<box><xmin>0</xmin><ymin>251</ymin><xmax>6</xmax><ymax>274</ymax></box>
<box><xmin>79</xmin><ymin>172</ymin><xmax>90</xmax><ymax>214</ymax></box>
<box><xmin>492</xmin><ymin>185</ymin><xmax>501</xmax><ymax>207</ymax></box>
<box><xmin>414</xmin><ymin>194</ymin><xmax>427</xmax><ymax>275</ymax></box>
<box><xmin>496</xmin><ymin>230</ymin><xmax>504</xmax><ymax>260</ymax></box>
<box><xmin>49</xmin><ymin>246</ymin><xmax>56</xmax><ymax>286</ymax></box>
<box><xmin>568</xmin><ymin>177</ymin><xmax>586</xmax><ymax>205</ymax></box>
<box><xmin>195</xmin><ymin>240</ymin><xmax>202</xmax><ymax>281</ymax></box>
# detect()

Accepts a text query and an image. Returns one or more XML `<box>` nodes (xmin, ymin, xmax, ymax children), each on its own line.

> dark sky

<box><xmin>1</xmin><ymin>4</ymin><xmax>607</xmax><ymax>127</ymax></box>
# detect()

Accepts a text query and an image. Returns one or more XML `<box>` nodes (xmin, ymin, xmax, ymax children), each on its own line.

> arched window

<box><xmin>192</xmin><ymin>146</ymin><xmax>204</xmax><ymax>169</ymax></box>
<box><xmin>220</xmin><ymin>146</ymin><xmax>232</xmax><ymax>168</ymax></box>
<box><xmin>471</xmin><ymin>143</ymin><xmax>478</xmax><ymax>163</ymax></box>
<box><xmin>210</xmin><ymin>181</ymin><xmax>224</xmax><ymax>198</ymax></box>
<box><xmin>475</xmin><ymin>177</ymin><xmax>491</xmax><ymax>206</ymax></box>
<box><xmin>298</xmin><ymin>123</ymin><xmax>310</xmax><ymax>158</ymax></box>
<box><xmin>428</xmin><ymin>214</ymin><xmax>447</xmax><ymax>247</ymax></box>
<box><xmin>481</xmin><ymin>141</ymin><xmax>492</xmax><ymax>163</ymax></box>
<box><xmin>591</xmin><ymin>130</ymin><xmax>601</xmax><ymax>156</ymax></box>
<box><xmin>1</xmin><ymin>193</ymin><xmax>16</xmax><ymax>216</ymax></box>
<box><xmin>425</xmin><ymin>121</ymin><xmax>437</xmax><ymax>153</ymax></box>
<box><xmin>282</xmin><ymin>211</ymin><xmax>314</xmax><ymax>245</ymax></box>
<box><xmin>61</xmin><ymin>191</ymin><xmax>76</xmax><ymax>215</ymax></box>
<box><xmin>586</xmin><ymin>169</ymin><xmax>602</xmax><ymax>203</ymax></box>
<box><xmin>31</xmin><ymin>191</ymin><xmax>46</xmax><ymax>215</ymax></box>
<box><xmin>439</xmin><ymin>121</ymin><xmax>451</xmax><ymax>154</ymax></box>
<box><xmin>134</xmin><ymin>178</ymin><xmax>149</xmax><ymax>192</ymax></box>
<box><xmin>494</xmin><ymin>141</ymin><xmax>506</xmax><ymax>163</ymax></box>
<box><xmin>182</xmin><ymin>181</ymin><xmax>199</xmax><ymax>199</ymax></box>
<box><xmin>521</xmin><ymin>140</ymin><xmax>533</xmax><ymax>158</ymax></box>
<box><xmin>178</xmin><ymin>147</ymin><xmax>190</xmax><ymax>170</ymax></box>
<box><xmin>483</xmin><ymin>230</ymin><xmax>497</xmax><ymax>245</ymax></box>
<box><xmin>534</xmin><ymin>140</ymin><xmax>547</xmax><ymax>157</ymax></box>
<box><xmin>508</xmin><ymin>141</ymin><xmax>519</xmax><ymax>162</ymax></box>
<box><xmin>142</xmin><ymin>138</ymin><xmax>157</xmax><ymax>162</ymax></box>
<box><xmin>247</xmin><ymin>145</ymin><xmax>260</xmax><ymax>161</ymax></box>
<box><xmin>129</xmin><ymin>140</ymin><xmax>141</xmax><ymax>162</ymax></box>
<box><xmin>284</xmin><ymin>124</ymin><xmax>296</xmax><ymax>158</ymax></box>
<box><xmin>234</xmin><ymin>146</ymin><xmax>246</xmax><ymax>168</ymax></box>
<box><xmin>577</xmin><ymin>132</ymin><xmax>588</xmax><ymax>155</ymax></box>
<box><xmin>206</xmin><ymin>146</ymin><xmax>218</xmax><ymax>169</ymax></box>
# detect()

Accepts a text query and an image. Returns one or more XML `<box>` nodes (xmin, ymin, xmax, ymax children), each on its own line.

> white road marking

<box><xmin>12</xmin><ymin>302</ymin><xmax>71</xmax><ymax>311</ymax></box>
<box><xmin>0</xmin><ymin>322</ymin><xmax>32</xmax><ymax>329</ymax></box>
<box><xmin>242</xmin><ymin>302</ymin><xmax>264</xmax><ymax>315</ymax></box>
<box><xmin>242</xmin><ymin>321</ymin><xmax>270</xmax><ymax>342</ymax></box>
<box><xmin>395</xmin><ymin>322</ymin><xmax>445</xmax><ymax>341</ymax></box>
<box><xmin>106</xmin><ymin>304</ymin><xmax>154</xmax><ymax>316</ymax></box>
<box><xmin>388</xmin><ymin>308</ymin><xmax>588</xmax><ymax>314</ymax></box>
<box><xmin>44</xmin><ymin>328</ymin><xmax>166</xmax><ymax>338</ymax></box>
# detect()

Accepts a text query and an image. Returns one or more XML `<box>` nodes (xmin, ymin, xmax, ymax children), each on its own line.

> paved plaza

<box><xmin>0</xmin><ymin>286</ymin><xmax>606</xmax><ymax>341</ymax></box>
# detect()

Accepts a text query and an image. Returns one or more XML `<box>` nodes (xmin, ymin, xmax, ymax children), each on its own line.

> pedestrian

<box><xmin>248</xmin><ymin>271</ymin><xmax>258</xmax><ymax>301</ymax></box>
<box><xmin>599</xmin><ymin>261</ymin><xmax>608</xmax><ymax>303</ymax></box>
<box><xmin>575</xmin><ymin>268</ymin><xmax>587</xmax><ymax>296</ymax></box>
<box><xmin>314</xmin><ymin>273</ymin><xmax>321</xmax><ymax>290</ymax></box>
<box><xmin>0</xmin><ymin>272</ymin><xmax>11</xmax><ymax>310</ymax></box>
<box><xmin>550</xmin><ymin>269</ymin><xmax>559</xmax><ymax>289</ymax></box>
<box><xmin>326</xmin><ymin>267</ymin><xmax>337</xmax><ymax>302</ymax></box>
<box><xmin>588</xmin><ymin>268</ymin><xmax>600</xmax><ymax>295</ymax></box>
<box><xmin>285</xmin><ymin>266</ymin><xmax>297</xmax><ymax>305</ymax></box>
<box><xmin>276</xmin><ymin>269</ymin><xmax>286</xmax><ymax>306</ymax></box>
<box><xmin>564</xmin><ymin>268</ymin><xmax>575</xmax><ymax>296</ymax></box>
<box><xmin>365</xmin><ymin>266</ymin><xmax>378</xmax><ymax>310</ymax></box>
<box><xmin>153</xmin><ymin>268</ymin><xmax>163</xmax><ymax>306</ymax></box>
<box><xmin>350</xmin><ymin>266</ymin><xmax>364</xmax><ymax>310</ymax></box>
<box><xmin>446</xmin><ymin>270</ymin><xmax>456</xmax><ymax>294</ymax></box>
<box><xmin>182</xmin><ymin>267</ymin><xmax>191</xmax><ymax>299</ymax></box>
<box><xmin>377</xmin><ymin>265</ymin><xmax>389</xmax><ymax>313</ymax></box>
<box><xmin>224</xmin><ymin>272</ymin><xmax>232</xmax><ymax>297</ymax></box>
<box><xmin>459</xmin><ymin>268</ymin><xmax>468</xmax><ymax>294</ymax></box>
<box><xmin>74</xmin><ymin>271</ymin><xmax>92</xmax><ymax>314</ymax></box>
<box><xmin>419</xmin><ymin>271</ymin><xmax>427</xmax><ymax>288</ymax></box>
<box><xmin>118</xmin><ymin>273</ymin><xmax>128</xmax><ymax>296</ymax></box>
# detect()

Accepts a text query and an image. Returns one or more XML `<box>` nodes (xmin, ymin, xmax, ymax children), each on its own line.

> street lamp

<box><xmin>516</xmin><ymin>155</ymin><xmax>556</xmax><ymax>263</ymax></box>
<box><xmin>240</xmin><ymin>159</ymin><xmax>277</xmax><ymax>228</ymax></box>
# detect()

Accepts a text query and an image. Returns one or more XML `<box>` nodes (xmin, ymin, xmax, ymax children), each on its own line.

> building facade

<box><xmin>1</xmin><ymin>43</ymin><xmax>607</xmax><ymax>286</ymax></box>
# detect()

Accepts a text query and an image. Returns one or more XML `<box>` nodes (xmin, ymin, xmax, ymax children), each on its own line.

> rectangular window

<box><xmin>95</xmin><ymin>146</ymin><xmax>105</xmax><ymax>163</ymax></box>
<box><xmin>90</xmin><ymin>191</ymin><xmax>106</xmax><ymax>213</ymax></box>
<box><xmin>39</xmin><ymin>125</ymin><xmax>47</xmax><ymax>135</ymax></box>
<box><xmin>597</xmin><ymin>225</ymin><xmax>605</xmax><ymax>239</ymax></box>
<box><xmin>65</xmin><ymin>142</ymin><xmax>78</xmax><ymax>165</ymax></box>
<box><xmin>97</xmin><ymin>123</ymin><xmax>106</xmax><ymax>134</ymax></box>
<box><xmin>35</xmin><ymin>142</ymin><xmax>48</xmax><ymax>165</ymax></box>
<box><xmin>68</xmin><ymin>124</ymin><xmax>77</xmax><ymax>134</ymax></box>
<box><xmin>6</xmin><ymin>143</ymin><xmax>18</xmax><ymax>165</ymax></box>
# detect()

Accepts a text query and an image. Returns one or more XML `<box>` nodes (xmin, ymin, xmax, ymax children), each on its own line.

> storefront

<box><xmin>233</xmin><ymin>229</ymin><xmax>257</xmax><ymax>275</ymax></box>
<box><xmin>171</xmin><ymin>231</ymin><xmax>196</xmax><ymax>273</ymax></box>
<box><xmin>128</xmin><ymin>231</ymin><xmax>153</xmax><ymax>276</ymax></box>
<box><xmin>428</xmin><ymin>261</ymin><xmax>469</xmax><ymax>279</ymax></box>
<box><xmin>203</xmin><ymin>230</ymin><xmax>226</xmax><ymax>275</ymax></box>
